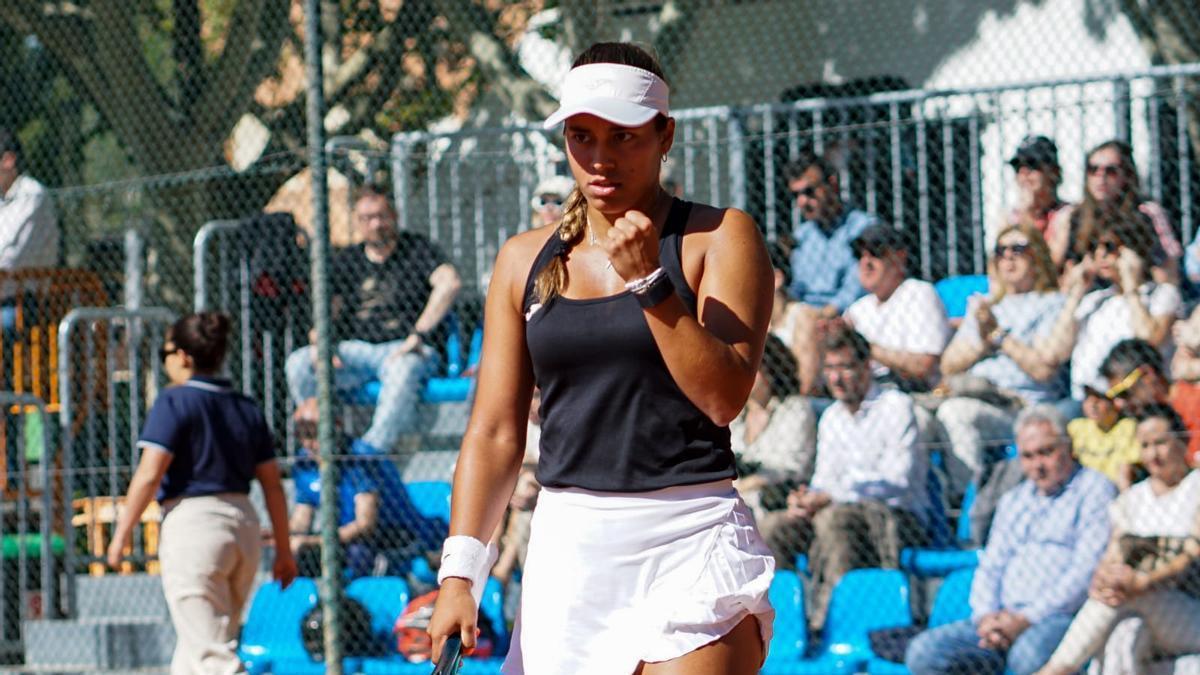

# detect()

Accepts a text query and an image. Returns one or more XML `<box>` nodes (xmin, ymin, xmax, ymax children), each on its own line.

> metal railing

<box><xmin>0</xmin><ymin>393</ymin><xmax>57</xmax><ymax>658</ymax></box>
<box><xmin>57</xmin><ymin>306</ymin><xmax>176</xmax><ymax>617</ymax></box>
<box><xmin>390</xmin><ymin>62</ymin><xmax>1200</xmax><ymax>286</ymax></box>
<box><xmin>193</xmin><ymin>219</ymin><xmax>302</xmax><ymax>454</ymax></box>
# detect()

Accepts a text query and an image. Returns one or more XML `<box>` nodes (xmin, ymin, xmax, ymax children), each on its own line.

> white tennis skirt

<box><xmin>501</xmin><ymin>479</ymin><xmax>776</xmax><ymax>675</ymax></box>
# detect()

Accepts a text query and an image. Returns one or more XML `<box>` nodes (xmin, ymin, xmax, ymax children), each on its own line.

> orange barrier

<box><xmin>0</xmin><ymin>268</ymin><xmax>108</xmax><ymax>409</ymax></box>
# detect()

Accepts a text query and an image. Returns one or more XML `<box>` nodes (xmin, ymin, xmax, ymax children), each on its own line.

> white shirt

<box><xmin>0</xmin><ymin>174</ymin><xmax>58</xmax><ymax>269</ymax></box>
<box><xmin>1070</xmin><ymin>282</ymin><xmax>1181</xmax><ymax>399</ymax></box>
<box><xmin>845</xmin><ymin>278</ymin><xmax>950</xmax><ymax>385</ymax></box>
<box><xmin>809</xmin><ymin>386</ymin><xmax>931</xmax><ymax>522</ymax></box>
<box><xmin>1112</xmin><ymin>470</ymin><xmax>1200</xmax><ymax>538</ymax></box>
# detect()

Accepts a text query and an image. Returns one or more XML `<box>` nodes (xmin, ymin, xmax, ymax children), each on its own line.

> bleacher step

<box><xmin>22</xmin><ymin>617</ymin><xmax>174</xmax><ymax>670</ymax></box>
<box><xmin>74</xmin><ymin>574</ymin><xmax>169</xmax><ymax>620</ymax></box>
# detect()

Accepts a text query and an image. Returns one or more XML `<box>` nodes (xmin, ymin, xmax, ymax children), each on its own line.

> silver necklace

<box><xmin>587</xmin><ymin>220</ymin><xmax>614</xmax><ymax>270</ymax></box>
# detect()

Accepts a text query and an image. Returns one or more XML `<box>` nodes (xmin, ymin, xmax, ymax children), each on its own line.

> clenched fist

<box><xmin>598</xmin><ymin>209</ymin><xmax>662</xmax><ymax>282</ymax></box>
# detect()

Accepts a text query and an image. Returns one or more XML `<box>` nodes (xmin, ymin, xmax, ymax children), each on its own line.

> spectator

<box><xmin>1045</xmin><ymin>210</ymin><xmax>1180</xmax><ymax>412</ymax></box>
<box><xmin>1170</xmin><ymin>309</ymin><xmax>1200</xmax><ymax>464</ymax></box>
<box><xmin>936</xmin><ymin>222</ymin><xmax>1065</xmax><ymax>499</ymax></box>
<box><xmin>844</xmin><ymin>223</ymin><xmax>951</xmax><ymax>392</ymax></box>
<box><xmin>0</xmin><ymin>127</ymin><xmax>59</xmax><ymax>270</ymax></box>
<box><xmin>730</xmin><ymin>333</ymin><xmax>817</xmax><ymax>520</ymax></box>
<box><xmin>760</xmin><ymin>327</ymin><xmax>930</xmax><ymax>630</ymax></box>
<box><xmin>905</xmin><ymin>405</ymin><xmax>1116</xmax><ymax>675</ymax></box>
<box><xmin>1101</xmin><ymin>338</ymin><xmax>1200</xmax><ymax>469</ymax></box>
<box><xmin>767</xmin><ymin>239</ymin><xmax>801</xmax><ymax>346</ymax></box>
<box><xmin>1036</xmin><ymin>405</ymin><xmax>1200</xmax><ymax>675</ymax></box>
<box><xmin>784</xmin><ymin>149</ymin><xmax>878</xmax><ymax>393</ymax></box>
<box><xmin>106</xmin><ymin>313</ymin><xmax>296</xmax><ymax>673</ymax></box>
<box><xmin>530</xmin><ymin>175</ymin><xmax>574</xmax><ymax>229</ymax></box>
<box><xmin>1051</xmin><ymin>139</ymin><xmax>1182</xmax><ymax>284</ymax></box>
<box><xmin>287</xmin><ymin>398</ymin><xmax>443</xmax><ymax>579</ymax></box>
<box><xmin>285</xmin><ymin>186</ymin><xmax>461</xmax><ymax>454</ymax></box>
<box><xmin>1068</xmin><ymin>384</ymin><xmax>1138</xmax><ymax>490</ymax></box>
<box><xmin>1005</xmin><ymin>135</ymin><xmax>1070</xmax><ymax>240</ymax></box>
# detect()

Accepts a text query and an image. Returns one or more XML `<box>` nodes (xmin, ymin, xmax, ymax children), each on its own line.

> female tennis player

<box><xmin>428</xmin><ymin>42</ymin><xmax>776</xmax><ymax>674</ymax></box>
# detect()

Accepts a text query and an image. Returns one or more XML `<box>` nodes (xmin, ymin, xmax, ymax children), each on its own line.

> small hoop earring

<box><xmin>661</xmin><ymin>155</ymin><xmax>668</xmax><ymax>164</ymax></box>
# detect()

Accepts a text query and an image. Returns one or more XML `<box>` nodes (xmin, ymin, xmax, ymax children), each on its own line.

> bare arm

<box><xmin>414</xmin><ymin>263</ymin><xmax>462</xmax><ymax>335</ymax></box>
<box><xmin>1037</xmin><ymin>263</ymin><xmax>1091</xmax><ymax>364</ymax></box>
<box><xmin>339</xmin><ymin>492</ymin><xmax>379</xmax><ymax>542</ymax></box>
<box><xmin>106</xmin><ymin>449</ymin><xmax>172</xmax><ymax>568</ymax></box>
<box><xmin>429</xmin><ymin>233</ymin><xmax>538</xmax><ymax>656</ymax></box>
<box><xmin>1173</xmin><ymin>345</ymin><xmax>1200</xmax><ymax>382</ymax></box>
<box><xmin>634</xmin><ymin>208</ymin><xmax>773</xmax><ymax>425</ymax></box>
<box><xmin>289</xmin><ymin>502</ymin><xmax>314</xmax><ymax>535</ymax></box>
<box><xmin>255</xmin><ymin>460</ymin><xmax>297</xmax><ymax>586</ymax></box>
<box><xmin>871</xmin><ymin>345</ymin><xmax>939</xmax><ymax>382</ymax></box>
<box><xmin>997</xmin><ymin>334</ymin><xmax>1060</xmax><ymax>382</ymax></box>
<box><xmin>446</xmin><ymin>237</ymin><xmax>538</xmax><ymax>544</ymax></box>
<box><xmin>1123</xmin><ymin>287</ymin><xmax>1174</xmax><ymax>347</ymax></box>
<box><xmin>940</xmin><ymin>331</ymin><xmax>991</xmax><ymax>377</ymax></box>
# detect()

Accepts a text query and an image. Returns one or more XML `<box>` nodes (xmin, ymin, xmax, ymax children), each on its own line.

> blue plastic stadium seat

<box><xmin>865</xmin><ymin>567</ymin><xmax>976</xmax><ymax>674</ymax></box>
<box><xmin>763</xmin><ymin>569</ymin><xmax>909</xmax><ymax>675</ymax></box>
<box><xmin>928</xmin><ymin>568</ymin><xmax>975</xmax><ymax>628</ymax></box>
<box><xmin>767</xmin><ymin>570</ymin><xmax>808</xmax><ymax>662</ymax></box>
<box><xmin>763</xmin><ymin>569</ymin><xmax>859</xmax><ymax>667</ymax></box>
<box><xmin>822</xmin><ymin>569</ymin><xmax>912</xmax><ymax>662</ymax></box>
<box><xmin>347</xmin><ymin>576</ymin><xmax>411</xmax><ymax>649</ymax></box>
<box><xmin>899</xmin><ymin>547</ymin><xmax>982</xmax><ymax>577</ymax></box>
<box><xmin>479</xmin><ymin>576</ymin><xmax>510</xmax><ymax>656</ymax></box>
<box><xmin>934</xmin><ymin>275</ymin><xmax>989</xmax><ymax>320</ymax></box>
<box><xmin>957</xmin><ymin>479</ymin><xmax>978</xmax><ymax>544</ymax></box>
<box><xmin>406</xmin><ymin>481</ymin><xmax>452</xmax><ymax>523</ymax></box>
<box><xmin>238</xmin><ymin>578</ymin><xmax>320</xmax><ymax>675</ymax></box>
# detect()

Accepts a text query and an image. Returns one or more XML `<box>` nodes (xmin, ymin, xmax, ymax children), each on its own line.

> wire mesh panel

<box><xmin>0</xmin><ymin>0</ymin><xmax>1199</xmax><ymax>672</ymax></box>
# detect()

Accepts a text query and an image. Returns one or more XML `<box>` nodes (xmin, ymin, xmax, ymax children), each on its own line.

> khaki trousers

<box><xmin>159</xmin><ymin>494</ymin><xmax>261</xmax><ymax>675</ymax></box>
<box><xmin>760</xmin><ymin>501</ymin><xmax>927</xmax><ymax>630</ymax></box>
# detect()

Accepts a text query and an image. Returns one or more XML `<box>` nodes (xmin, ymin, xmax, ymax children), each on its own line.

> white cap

<box><xmin>543</xmin><ymin>63</ymin><xmax>670</xmax><ymax>129</ymax></box>
<box><xmin>533</xmin><ymin>175</ymin><xmax>575</xmax><ymax>200</ymax></box>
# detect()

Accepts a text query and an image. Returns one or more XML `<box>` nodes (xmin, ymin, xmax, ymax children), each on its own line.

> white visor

<box><xmin>543</xmin><ymin>63</ymin><xmax>670</xmax><ymax>129</ymax></box>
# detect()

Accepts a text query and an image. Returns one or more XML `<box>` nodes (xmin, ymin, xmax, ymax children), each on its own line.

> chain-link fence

<box><xmin>2</xmin><ymin>0</ymin><xmax>1200</xmax><ymax>673</ymax></box>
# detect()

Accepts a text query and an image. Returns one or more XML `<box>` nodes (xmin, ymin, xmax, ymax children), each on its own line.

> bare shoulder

<box><xmin>493</xmin><ymin>224</ymin><xmax>558</xmax><ymax>304</ymax></box>
<box><xmin>493</xmin><ymin>226</ymin><xmax>556</xmax><ymax>277</ymax></box>
<box><xmin>684</xmin><ymin>203</ymin><xmax>760</xmax><ymax>239</ymax></box>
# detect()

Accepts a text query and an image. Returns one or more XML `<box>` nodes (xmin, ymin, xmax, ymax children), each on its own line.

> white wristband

<box><xmin>438</xmin><ymin>535</ymin><xmax>499</xmax><ymax>606</ymax></box>
<box><xmin>624</xmin><ymin>267</ymin><xmax>666</xmax><ymax>294</ymax></box>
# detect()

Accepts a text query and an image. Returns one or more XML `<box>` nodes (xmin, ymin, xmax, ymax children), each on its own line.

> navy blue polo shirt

<box><xmin>138</xmin><ymin>376</ymin><xmax>276</xmax><ymax>502</ymax></box>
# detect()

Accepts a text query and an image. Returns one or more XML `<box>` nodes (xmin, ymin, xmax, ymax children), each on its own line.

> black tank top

<box><xmin>523</xmin><ymin>199</ymin><xmax>735</xmax><ymax>492</ymax></box>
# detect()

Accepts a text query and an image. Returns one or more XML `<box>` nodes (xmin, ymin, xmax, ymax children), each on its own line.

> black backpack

<box><xmin>300</xmin><ymin>596</ymin><xmax>381</xmax><ymax>660</ymax></box>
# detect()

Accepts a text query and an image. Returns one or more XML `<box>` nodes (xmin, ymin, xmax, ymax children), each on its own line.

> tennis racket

<box><xmin>431</xmin><ymin>635</ymin><xmax>463</xmax><ymax>675</ymax></box>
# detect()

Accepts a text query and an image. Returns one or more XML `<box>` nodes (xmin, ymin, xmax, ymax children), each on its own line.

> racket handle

<box><xmin>432</xmin><ymin>634</ymin><xmax>463</xmax><ymax>675</ymax></box>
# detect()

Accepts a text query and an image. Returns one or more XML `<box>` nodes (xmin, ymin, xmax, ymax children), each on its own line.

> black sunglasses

<box><xmin>1092</xmin><ymin>240</ymin><xmax>1122</xmax><ymax>255</ymax></box>
<box><xmin>1086</xmin><ymin>163</ymin><xmax>1122</xmax><ymax>177</ymax></box>
<box><xmin>791</xmin><ymin>185</ymin><xmax>820</xmax><ymax>199</ymax></box>
<box><xmin>993</xmin><ymin>243</ymin><xmax>1030</xmax><ymax>258</ymax></box>
<box><xmin>159</xmin><ymin>345</ymin><xmax>180</xmax><ymax>362</ymax></box>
